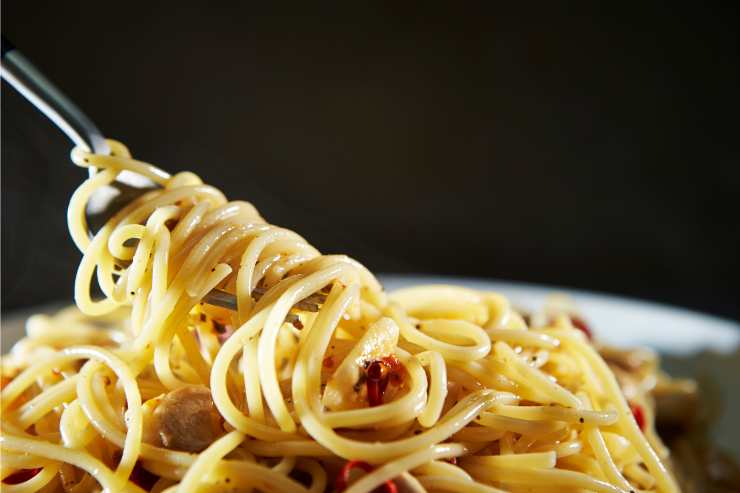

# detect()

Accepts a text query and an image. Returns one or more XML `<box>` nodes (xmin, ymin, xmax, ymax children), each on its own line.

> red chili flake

<box><xmin>1</xmin><ymin>374</ymin><xmax>14</xmax><ymax>390</ymax></box>
<box><xmin>366</xmin><ymin>361</ymin><xmax>389</xmax><ymax>407</ymax></box>
<box><xmin>3</xmin><ymin>468</ymin><xmax>42</xmax><ymax>485</ymax></box>
<box><xmin>366</xmin><ymin>377</ymin><xmax>382</xmax><ymax>407</ymax></box>
<box><xmin>381</xmin><ymin>355</ymin><xmax>403</xmax><ymax>373</ymax></box>
<box><xmin>570</xmin><ymin>316</ymin><xmax>593</xmax><ymax>340</ymax></box>
<box><xmin>382</xmin><ymin>355</ymin><xmax>405</xmax><ymax>386</ymax></box>
<box><xmin>323</xmin><ymin>356</ymin><xmax>335</xmax><ymax>369</ymax></box>
<box><xmin>445</xmin><ymin>457</ymin><xmax>458</xmax><ymax>466</ymax></box>
<box><xmin>365</xmin><ymin>357</ymin><xmax>406</xmax><ymax>407</ymax></box>
<box><xmin>291</xmin><ymin>318</ymin><xmax>304</xmax><ymax>330</ymax></box>
<box><xmin>335</xmin><ymin>460</ymin><xmax>398</xmax><ymax>493</ymax></box>
<box><xmin>630</xmin><ymin>403</ymin><xmax>646</xmax><ymax>432</ymax></box>
<box><xmin>367</xmin><ymin>360</ymin><xmax>389</xmax><ymax>381</ymax></box>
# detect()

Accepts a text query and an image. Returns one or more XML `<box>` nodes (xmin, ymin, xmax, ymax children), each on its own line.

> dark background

<box><xmin>2</xmin><ymin>3</ymin><xmax>739</xmax><ymax>319</ymax></box>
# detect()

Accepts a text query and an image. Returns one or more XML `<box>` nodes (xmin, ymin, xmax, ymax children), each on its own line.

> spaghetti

<box><xmin>1</xmin><ymin>140</ymin><xmax>683</xmax><ymax>492</ymax></box>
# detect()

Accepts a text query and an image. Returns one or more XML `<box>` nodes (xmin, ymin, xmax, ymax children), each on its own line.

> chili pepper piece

<box><xmin>630</xmin><ymin>403</ymin><xmax>646</xmax><ymax>431</ymax></box>
<box><xmin>366</xmin><ymin>360</ymin><xmax>389</xmax><ymax>407</ymax></box>
<box><xmin>570</xmin><ymin>316</ymin><xmax>593</xmax><ymax>340</ymax></box>
<box><xmin>3</xmin><ymin>468</ymin><xmax>42</xmax><ymax>485</ymax></box>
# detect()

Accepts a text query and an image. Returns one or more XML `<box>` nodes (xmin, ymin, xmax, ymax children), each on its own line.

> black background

<box><xmin>2</xmin><ymin>2</ymin><xmax>739</xmax><ymax>320</ymax></box>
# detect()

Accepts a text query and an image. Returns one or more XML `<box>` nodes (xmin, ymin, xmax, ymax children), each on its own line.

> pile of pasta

<box><xmin>1</xmin><ymin>141</ymin><xmax>680</xmax><ymax>492</ymax></box>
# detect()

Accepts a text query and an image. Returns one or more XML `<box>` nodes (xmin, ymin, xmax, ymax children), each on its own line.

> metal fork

<box><xmin>1</xmin><ymin>36</ymin><xmax>318</xmax><ymax>314</ymax></box>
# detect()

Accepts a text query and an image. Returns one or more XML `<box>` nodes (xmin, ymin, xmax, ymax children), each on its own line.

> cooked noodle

<box><xmin>1</xmin><ymin>140</ymin><xmax>682</xmax><ymax>492</ymax></box>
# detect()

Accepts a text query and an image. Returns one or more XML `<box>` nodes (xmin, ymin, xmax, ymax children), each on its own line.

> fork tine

<box><xmin>203</xmin><ymin>287</ymin><xmax>326</xmax><ymax>328</ymax></box>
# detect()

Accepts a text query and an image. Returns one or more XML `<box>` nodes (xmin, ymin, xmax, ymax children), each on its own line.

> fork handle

<box><xmin>1</xmin><ymin>35</ymin><xmax>110</xmax><ymax>157</ymax></box>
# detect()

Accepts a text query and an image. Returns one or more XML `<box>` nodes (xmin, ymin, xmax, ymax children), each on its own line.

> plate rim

<box><xmin>378</xmin><ymin>272</ymin><xmax>740</xmax><ymax>327</ymax></box>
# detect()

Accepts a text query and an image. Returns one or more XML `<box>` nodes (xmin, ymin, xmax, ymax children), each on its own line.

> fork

<box><xmin>1</xmin><ymin>36</ymin><xmax>321</xmax><ymax>314</ymax></box>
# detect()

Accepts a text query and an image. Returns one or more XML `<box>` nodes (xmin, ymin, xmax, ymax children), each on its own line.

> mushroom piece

<box><xmin>152</xmin><ymin>385</ymin><xmax>224</xmax><ymax>453</ymax></box>
<box><xmin>598</xmin><ymin>346</ymin><xmax>657</xmax><ymax>373</ymax></box>
<box><xmin>652</xmin><ymin>375</ymin><xmax>699</xmax><ymax>430</ymax></box>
